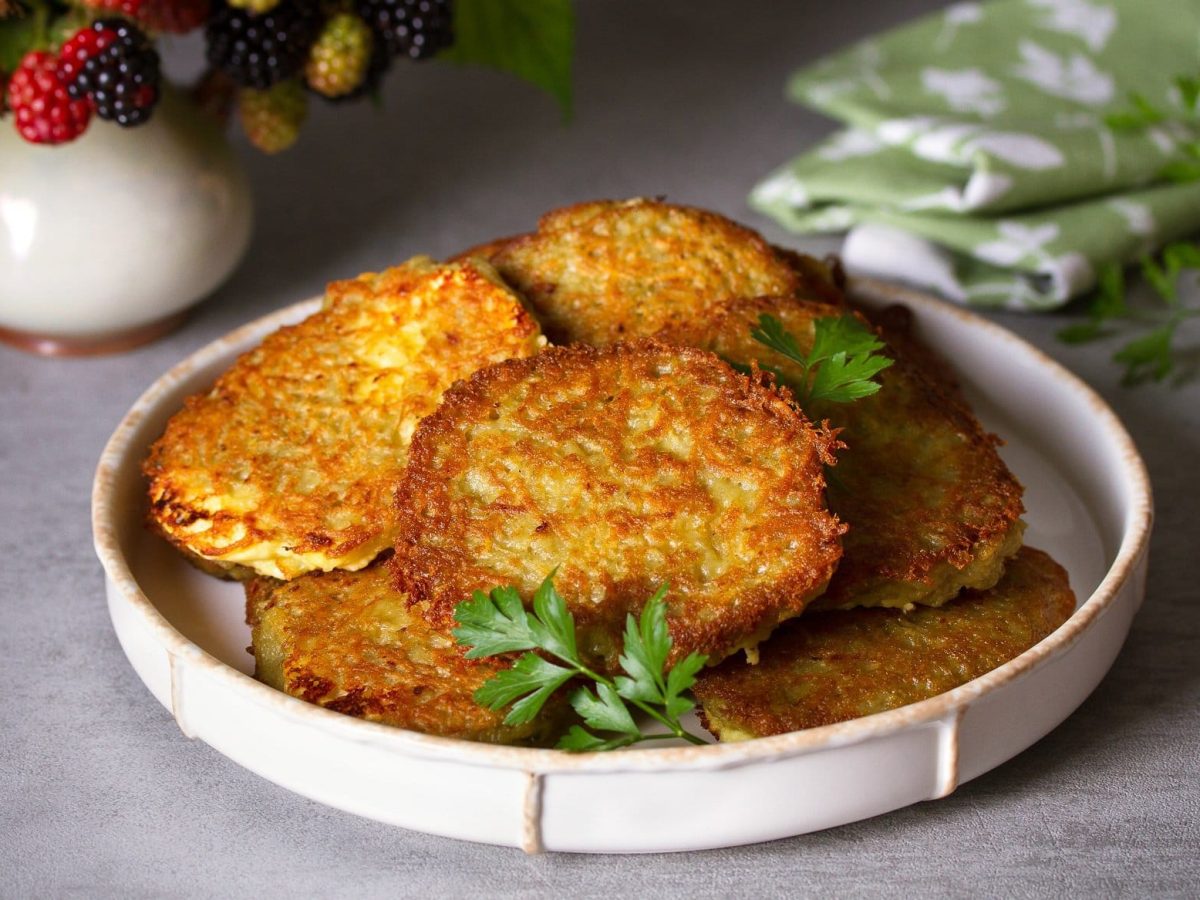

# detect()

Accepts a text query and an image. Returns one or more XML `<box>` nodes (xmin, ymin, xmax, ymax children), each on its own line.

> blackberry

<box><xmin>205</xmin><ymin>0</ymin><xmax>321</xmax><ymax>89</ymax></box>
<box><xmin>355</xmin><ymin>0</ymin><xmax>453</xmax><ymax>61</ymax></box>
<box><xmin>61</xmin><ymin>18</ymin><xmax>161</xmax><ymax>127</ymax></box>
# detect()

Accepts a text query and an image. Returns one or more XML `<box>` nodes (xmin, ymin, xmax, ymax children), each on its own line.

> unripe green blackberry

<box><xmin>304</xmin><ymin>13</ymin><xmax>373</xmax><ymax>99</ymax></box>
<box><xmin>238</xmin><ymin>79</ymin><xmax>307</xmax><ymax>152</ymax></box>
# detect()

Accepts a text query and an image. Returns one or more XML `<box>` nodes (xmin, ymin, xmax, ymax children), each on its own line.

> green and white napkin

<box><xmin>752</xmin><ymin>0</ymin><xmax>1200</xmax><ymax>310</ymax></box>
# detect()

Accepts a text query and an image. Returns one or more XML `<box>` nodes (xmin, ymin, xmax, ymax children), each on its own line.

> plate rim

<box><xmin>92</xmin><ymin>277</ymin><xmax>1154</xmax><ymax>775</ymax></box>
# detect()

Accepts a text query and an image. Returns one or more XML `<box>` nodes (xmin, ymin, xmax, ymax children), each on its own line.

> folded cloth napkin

<box><xmin>752</xmin><ymin>0</ymin><xmax>1200</xmax><ymax>310</ymax></box>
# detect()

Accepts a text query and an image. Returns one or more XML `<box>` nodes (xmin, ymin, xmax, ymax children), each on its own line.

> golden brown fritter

<box><xmin>488</xmin><ymin>198</ymin><xmax>811</xmax><ymax>345</ymax></box>
<box><xmin>245</xmin><ymin>559</ymin><xmax>568</xmax><ymax>744</ymax></box>
<box><xmin>694</xmin><ymin>546</ymin><xmax>1075</xmax><ymax>739</ymax></box>
<box><xmin>144</xmin><ymin>257</ymin><xmax>546</xmax><ymax>580</ymax></box>
<box><xmin>392</xmin><ymin>340</ymin><xmax>845</xmax><ymax>674</ymax></box>
<box><xmin>660</xmin><ymin>295</ymin><xmax>1025</xmax><ymax>611</ymax></box>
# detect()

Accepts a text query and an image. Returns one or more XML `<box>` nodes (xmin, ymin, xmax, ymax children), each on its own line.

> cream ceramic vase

<box><xmin>0</xmin><ymin>88</ymin><xmax>253</xmax><ymax>355</ymax></box>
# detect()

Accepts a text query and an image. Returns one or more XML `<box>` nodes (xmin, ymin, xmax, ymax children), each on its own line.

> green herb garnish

<box><xmin>748</xmin><ymin>313</ymin><xmax>893</xmax><ymax>406</ymax></box>
<box><xmin>1057</xmin><ymin>242</ymin><xmax>1200</xmax><ymax>385</ymax></box>
<box><xmin>1106</xmin><ymin>75</ymin><xmax>1200</xmax><ymax>183</ymax></box>
<box><xmin>453</xmin><ymin>574</ymin><xmax>708</xmax><ymax>751</ymax></box>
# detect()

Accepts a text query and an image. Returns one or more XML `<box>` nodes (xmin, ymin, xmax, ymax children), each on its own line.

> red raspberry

<box><xmin>5</xmin><ymin>51</ymin><xmax>93</xmax><ymax>145</ymax></box>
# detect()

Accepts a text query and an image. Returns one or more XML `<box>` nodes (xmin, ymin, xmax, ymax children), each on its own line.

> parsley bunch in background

<box><xmin>1059</xmin><ymin>243</ymin><xmax>1200</xmax><ymax>386</ymax></box>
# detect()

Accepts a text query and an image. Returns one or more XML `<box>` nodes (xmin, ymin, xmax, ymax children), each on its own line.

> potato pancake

<box><xmin>245</xmin><ymin>559</ymin><xmax>567</xmax><ymax>744</ymax></box>
<box><xmin>392</xmin><ymin>340</ymin><xmax>844</xmax><ymax>674</ymax></box>
<box><xmin>693</xmin><ymin>546</ymin><xmax>1075</xmax><ymax>739</ymax></box>
<box><xmin>487</xmin><ymin>199</ymin><xmax>810</xmax><ymax>345</ymax></box>
<box><xmin>661</xmin><ymin>295</ymin><xmax>1025</xmax><ymax>611</ymax></box>
<box><xmin>144</xmin><ymin>257</ymin><xmax>545</xmax><ymax>580</ymax></box>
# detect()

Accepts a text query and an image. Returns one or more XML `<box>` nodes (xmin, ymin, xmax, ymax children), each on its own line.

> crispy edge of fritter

<box><xmin>447</xmin><ymin>235</ymin><xmax>529</xmax><ymax>263</ymax></box>
<box><xmin>244</xmin><ymin>560</ymin><xmax>569</xmax><ymax>745</ymax></box>
<box><xmin>142</xmin><ymin>256</ymin><xmax>545</xmax><ymax>580</ymax></box>
<box><xmin>390</xmin><ymin>338</ymin><xmax>845</xmax><ymax>672</ymax></box>
<box><xmin>659</xmin><ymin>293</ymin><xmax>1025</xmax><ymax>611</ymax></box>
<box><xmin>489</xmin><ymin>198</ymin><xmax>809</xmax><ymax>345</ymax></box>
<box><xmin>694</xmin><ymin>546</ymin><xmax>1076</xmax><ymax>740</ymax></box>
<box><xmin>772</xmin><ymin>245</ymin><xmax>848</xmax><ymax>307</ymax></box>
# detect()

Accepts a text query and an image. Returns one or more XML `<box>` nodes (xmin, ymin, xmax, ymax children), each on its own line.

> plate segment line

<box><xmin>169</xmin><ymin>652</ymin><xmax>197</xmax><ymax>740</ymax></box>
<box><xmin>934</xmin><ymin>706</ymin><xmax>966</xmax><ymax>798</ymax></box>
<box><xmin>522</xmin><ymin>771</ymin><xmax>545</xmax><ymax>854</ymax></box>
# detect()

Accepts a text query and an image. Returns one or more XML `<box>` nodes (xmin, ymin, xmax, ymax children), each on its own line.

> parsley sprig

<box><xmin>453</xmin><ymin>575</ymin><xmax>709</xmax><ymax>751</ymax></box>
<box><xmin>1105</xmin><ymin>75</ymin><xmax>1200</xmax><ymax>183</ymax></box>
<box><xmin>1058</xmin><ymin>242</ymin><xmax>1200</xmax><ymax>385</ymax></box>
<box><xmin>748</xmin><ymin>313</ymin><xmax>893</xmax><ymax>406</ymax></box>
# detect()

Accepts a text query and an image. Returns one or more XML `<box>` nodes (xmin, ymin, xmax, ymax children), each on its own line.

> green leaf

<box><xmin>1160</xmin><ymin>158</ymin><xmax>1200</xmax><ymax>183</ymax></box>
<box><xmin>1175</xmin><ymin>75</ymin><xmax>1200</xmax><ymax>114</ymax></box>
<box><xmin>0</xmin><ymin>13</ymin><xmax>39</xmax><ymax>71</ymax></box>
<box><xmin>474</xmin><ymin>652</ymin><xmax>575</xmax><ymax>725</ymax></box>
<box><xmin>1057</xmin><ymin>321</ymin><xmax>1106</xmax><ymax>344</ymax></box>
<box><xmin>568</xmin><ymin>683</ymin><xmax>639</xmax><ymax>736</ymax></box>
<box><xmin>663</xmin><ymin>651</ymin><xmax>706</xmax><ymax>721</ymax></box>
<box><xmin>750</xmin><ymin>313</ymin><xmax>891</xmax><ymax>406</ymax></box>
<box><xmin>615</xmin><ymin>585</ymin><xmax>671</xmax><ymax>705</ymax></box>
<box><xmin>749</xmin><ymin>314</ymin><xmax>809</xmax><ymax>367</ymax></box>
<box><xmin>454</xmin><ymin>575</ymin><xmax>711</xmax><ymax>748</ymax></box>
<box><xmin>807</xmin><ymin>351</ymin><xmax>893</xmax><ymax>403</ymax></box>
<box><xmin>529</xmin><ymin>571</ymin><xmax>577</xmax><ymax>662</ymax></box>
<box><xmin>1163</xmin><ymin>242</ymin><xmax>1200</xmax><ymax>273</ymax></box>
<box><xmin>1093</xmin><ymin>262</ymin><xmax>1127</xmax><ymax>321</ymax></box>
<box><xmin>452</xmin><ymin>585</ymin><xmax>539</xmax><ymax>658</ymax></box>
<box><xmin>1105</xmin><ymin>93</ymin><xmax>1166</xmax><ymax>131</ymax></box>
<box><xmin>1141</xmin><ymin>256</ymin><xmax>1178</xmax><ymax>305</ymax></box>
<box><xmin>556</xmin><ymin>725</ymin><xmax>637</xmax><ymax>752</ymax></box>
<box><xmin>440</xmin><ymin>0</ymin><xmax>575</xmax><ymax>119</ymax></box>
<box><xmin>1114</xmin><ymin>325</ymin><xmax>1176</xmax><ymax>384</ymax></box>
<box><xmin>808</xmin><ymin>314</ymin><xmax>886</xmax><ymax>364</ymax></box>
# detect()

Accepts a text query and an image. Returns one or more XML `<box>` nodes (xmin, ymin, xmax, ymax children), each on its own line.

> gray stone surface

<box><xmin>2</xmin><ymin>1</ymin><xmax>1198</xmax><ymax>896</ymax></box>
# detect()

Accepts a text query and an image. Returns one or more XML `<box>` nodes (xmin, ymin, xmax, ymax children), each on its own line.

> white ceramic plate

<box><xmin>92</xmin><ymin>279</ymin><xmax>1152</xmax><ymax>854</ymax></box>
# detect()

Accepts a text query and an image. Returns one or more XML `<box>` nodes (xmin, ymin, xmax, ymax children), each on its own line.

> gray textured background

<box><xmin>3</xmin><ymin>1</ymin><xmax>1198</xmax><ymax>896</ymax></box>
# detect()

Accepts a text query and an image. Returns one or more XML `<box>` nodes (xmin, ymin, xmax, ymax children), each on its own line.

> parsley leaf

<box><xmin>453</xmin><ymin>576</ymin><xmax>710</xmax><ymax>751</ymax></box>
<box><xmin>1105</xmin><ymin>80</ymin><xmax>1200</xmax><ymax>183</ymax></box>
<box><xmin>453</xmin><ymin>585</ymin><xmax>540</xmax><ymax>657</ymax></box>
<box><xmin>474</xmin><ymin>653</ymin><xmax>576</xmax><ymax>725</ymax></box>
<box><xmin>749</xmin><ymin>313</ymin><xmax>893</xmax><ymax>406</ymax></box>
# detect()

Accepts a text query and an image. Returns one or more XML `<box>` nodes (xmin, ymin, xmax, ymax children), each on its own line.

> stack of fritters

<box><xmin>144</xmin><ymin>198</ymin><xmax>1074</xmax><ymax>746</ymax></box>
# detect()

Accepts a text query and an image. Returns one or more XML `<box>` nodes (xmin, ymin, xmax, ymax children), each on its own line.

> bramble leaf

<box><xmin>441</xmin><ymin>0</ymin><xmax>575</xmax><ymax>118</ymax></box>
